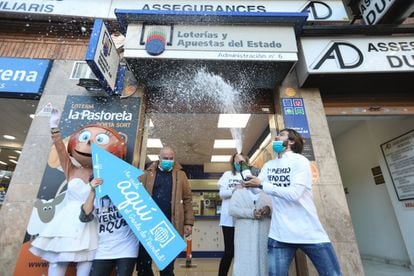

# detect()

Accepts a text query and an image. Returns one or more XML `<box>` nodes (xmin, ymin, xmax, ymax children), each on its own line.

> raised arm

<box><xmin>49</xmin><ymin>107</ymin><xmax>73</xmax><ymax>179</ymax></box>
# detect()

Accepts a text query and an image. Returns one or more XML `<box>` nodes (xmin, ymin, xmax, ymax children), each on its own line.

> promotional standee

<box><xmin>14</xmin><ymin>96</ymin><xmax>141</xmax><ymax>275</ymax></box>
<box><xmin>92</xmin><ymin>144</ymin><xmax>186</xmax><ymax>270</ymax></box>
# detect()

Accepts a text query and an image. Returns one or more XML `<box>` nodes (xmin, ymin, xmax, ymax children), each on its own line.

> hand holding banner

<box><xmin>91</xmin><ymin>143</ymin><xmax>186</xmax><ymax>270</ymax></box>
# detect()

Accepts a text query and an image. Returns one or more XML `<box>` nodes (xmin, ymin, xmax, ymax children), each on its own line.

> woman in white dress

<box><xmin>30</xmin><ymin>108</ymin><xmax>128</xmax><ymax>276</ymax></box>
<box><xmin>229</xmin><ymin>187</ymin><xmax>271</xmax><ymax>276</ymax></box>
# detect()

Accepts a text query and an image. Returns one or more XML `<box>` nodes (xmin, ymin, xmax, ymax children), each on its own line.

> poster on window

<box><xmin>381</xmin><ymin>130</ymin><xmax>414</xmax><ymax>201</ymax></box>
<box><xmin>14</xmin><ymin>95</ymin><xmax>141</xmax><ymax>275</ymax></box>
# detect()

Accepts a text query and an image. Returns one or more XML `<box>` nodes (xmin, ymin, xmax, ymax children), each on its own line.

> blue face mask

<box><xmin>234</xmin><ymin>163</ymin><xmax>241</xmax><ymax>172</ymax></box>
<box><xmin>272</xmin><ymin>140</ymin><xmax>286</xmax><ymax>153</ymax></box>
<box><xmin>160</xmin><ymin>159</ymin><xmax>174</xmax><ymax>171</ymax></box>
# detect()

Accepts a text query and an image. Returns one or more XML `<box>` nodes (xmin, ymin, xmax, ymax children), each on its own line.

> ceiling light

<box><xmin>9</xmin><ymin>159</ymin><xmax>18</xmax><ymax>164</ymax></box>
<box><xmin>211</xmin><ymin>155</ymin><xmax>231</xmax><ymax>162</ymax></box>
<box><xmin>147</xmin><ymin>154</ymin><xmax>159</xmax><ymax>161</ymax></box>
<box><xmin>218</xmin><ymin>114</ymin><xmax>250</xmax><ymax>128</ymax></box>
<box><xmin>214</xmin><ymin>139</ymin><xmax>237</xmax><ymax>149</ymax></box>
<box><xmin>147</xmin><ymin>138</ymin><xmax>163</xmax><ymax>148</ymax></box>
<box><xmin>14</xmin><ymin>150</ymin><xmax>22</xmax><ymax>154</ymax></box>
<box><xmin>3</xmin><ymin>135</ymin><xmax>16</xmax><ymax>140</ymax></box>
<box><xmin>4</xmin><ymin>175</ymin><xmax>10</xmax><ymax>179</ymax></box>
<box><xmin>8</xmin><ymin>156</ymin><xmax>17</xmax><ymax>159</ymax></box>
<box><xmin>0</xmin><ymin>161</ymin><xmax>7</xmax><ymax>165</ymax></box>
<box><xmin>29</xmin><ymin>114</ymin><xmax>35</xmax><ymax>119</ymax></box>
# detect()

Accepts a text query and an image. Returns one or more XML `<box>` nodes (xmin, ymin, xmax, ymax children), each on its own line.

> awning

<box><xmin>115</xmin><ymin>9</ymin><xmax>307</xmax><ymax>92</ymax></box>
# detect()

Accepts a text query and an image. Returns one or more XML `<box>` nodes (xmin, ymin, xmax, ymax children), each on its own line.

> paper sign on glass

<box><xmin>91</xmin><ymin>143</ymin><xmax>186</xmax><ymax>270</ymax></box>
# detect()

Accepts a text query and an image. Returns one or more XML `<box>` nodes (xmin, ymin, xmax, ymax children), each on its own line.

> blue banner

<box><xmin>0</xmin><ymin>57</ymin><xmax>52</xmax><ymax>97</ymax></box>
<box><xmin>91</xmin><ymin>144</ymin><xmax>186</xmax><ymax>270</ymax></box>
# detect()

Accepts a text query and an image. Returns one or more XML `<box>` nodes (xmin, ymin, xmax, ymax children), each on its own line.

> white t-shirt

<box><xmin>94</xmin><ymin>197</ymin><xmax>139</xmax><ymax>259</ymax></box>
<box><xmin>259</xmin><ymin>151</ymin><xmax>330</xmax><ymax>244</ymax></box>
<box><xmin>218</xmin><ymin>171</ymin><xmax>243</xmax><ymax>227</ymax></box>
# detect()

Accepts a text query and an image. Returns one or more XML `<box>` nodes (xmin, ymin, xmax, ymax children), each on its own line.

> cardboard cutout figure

<box><xmin>29</xmin><ymin>107</ymin><xmax>128</xmax><ymax>276</ymax></box>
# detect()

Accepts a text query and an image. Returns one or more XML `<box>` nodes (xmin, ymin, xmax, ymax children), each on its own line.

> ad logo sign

<box><xmin>301</xmin><ymin>36</ymin><xmax>414</xmax><ymax>73</ymax></box>
<box><xmin>301</xmin><ymin>1</ymin><xmax>332</xmax><ymax>20</ymax></box>
<box><xmin>311</xmin><ymin>41</ymin><xmax>363</xmax><ymax>70</ymax></box>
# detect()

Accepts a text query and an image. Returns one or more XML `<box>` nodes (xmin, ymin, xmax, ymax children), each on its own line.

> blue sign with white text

<box><xmin>281</xmin><ymin>97</ymin><xmax>315</xmax><ymax>160</ymax></box>
<box><xmin>91</xmin><ymin>144</ymin><xmax>186</xmax><ymax>270</ymax></box>
<box><xmin>0</xmin><ymin>57</ymin><xmax>52</xmax><ymax>97</ymax></box>
<box><xmin>85</xmin><ymin>19</ymin><xmax>121</xmax><ymax>94</ymax></box>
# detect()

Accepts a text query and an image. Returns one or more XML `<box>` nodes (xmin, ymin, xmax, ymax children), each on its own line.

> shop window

<box><xmin>192</xmin><ymin>190</ymin><xmax>221</xmax><ymax>218</ymax></box>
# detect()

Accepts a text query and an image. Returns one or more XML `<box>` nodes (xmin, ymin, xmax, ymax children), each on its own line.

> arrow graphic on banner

<box><xmin>91</xmin><ymin>143</ymin><xmax>186</xmax><ymax>270</ymax></box>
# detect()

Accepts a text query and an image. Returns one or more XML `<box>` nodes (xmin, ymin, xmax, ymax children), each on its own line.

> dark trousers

<box><xmin>89</xmin><ymin>258</ymin><xmax>136</xmax><ymax>276</ymax></box>
<box><xmin>218</xmin><ymin>226</ymin><xmax>234</xmax><ymax>276</ymax></box>
<box><xmin>137</xmin><ymin>244</ymin><xmax>175</xmax><ymax>276</ymax></box>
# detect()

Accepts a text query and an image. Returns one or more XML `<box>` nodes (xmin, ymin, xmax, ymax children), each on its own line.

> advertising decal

<box><xmin>14</xmin><ymin>96</ymin><xmax>140</xmax><ymax>275</ymax></box>
<box><xmin>281</xmin><ymin>97</ymin><xmax>315</xmax><ymax>161</ymax></box>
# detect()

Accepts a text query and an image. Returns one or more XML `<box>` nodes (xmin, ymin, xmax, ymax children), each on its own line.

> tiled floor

<box><xmin>140</xmin><ymin>258</ymin><xmax>223</xmax><ymax>276</ymax></box>
<box><xmin>171</xmin><ymin>258</ymin><xmax>222</xmax><ymax>276</ymax></box>
<box><xmin>137</xmin><ymin>257</ymin><xmax>414</xmax><ymax>276</ymax></box>
<box><xmin>362</xmin><ymin>259</ymin><xmax>414</xmax><ymax>276</ymax></box>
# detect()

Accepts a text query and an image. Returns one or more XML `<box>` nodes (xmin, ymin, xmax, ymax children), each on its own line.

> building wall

<box><xmin>0</xmin><ymin>33</ymin><xmax>88</xmax><ymax>60</ymax></box>
<box><xmin>0</xmin><ymin>31</ymin><xmax>99</xmax><ymax>275</ymax></box>
<box><xmin>279</xmin><ymin>72</ymin><xmax>364</xmax><ymax>275</ymax></box>
<box><xmin>333</xmin><ymin>117</ymin><xmax>414</xmax><ymax>267</ymax></box>
<box><xmin>0</xmin><ymin>60</ymin><xmax>103</xmax><ymax>274</ymax></box>
<box><xmin>0</xmin><ymin>18</ymin><xmax>371</xmax><ymax>276</ymax></box>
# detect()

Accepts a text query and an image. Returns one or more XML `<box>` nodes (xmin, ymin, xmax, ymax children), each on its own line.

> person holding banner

<box><xmin>76</xmin><ymin>125</ymin><xmax>138</xmax><ymax>276</ymax></box>
<box><xmin>30</xmin><ymin>108</ymin><xmax>99</xmax><ymax>276</ymax></box>
<box><xmin>80</xmin><ymin>177</ymin><xmax>139</xmax><ymax>276</ymax></box>
<box><xmin>136</xmin><ymin>146</ymin><xmax>194</xmax><ymax>276</ymax></box>
<box><xmin>243</xmin><ymin>129</ymin><xmax>342</xmax><ymax>276</ymax></box>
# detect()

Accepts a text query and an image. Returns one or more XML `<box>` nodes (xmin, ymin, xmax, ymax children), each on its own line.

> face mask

<box><xmin>272</xmin><ymin>140</ymin><xmax>286</xmax><ymax>153</ymax></box>
<box><xmin>234</xmin><ymin>163</ymin><xmax>241</xmax><ymax>172</ymax></box>
<box><xmin>160</xmin><ymin>159</ymin><xmax>174</xmax><ymax>171</ymax></box>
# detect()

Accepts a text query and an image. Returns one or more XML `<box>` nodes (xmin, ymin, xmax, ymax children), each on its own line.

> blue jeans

<box><xmin>268</xmin><ymin>238</ymin><xmax>342</xmax><ymax>276</ymax></box>
<box><xmin>90</xmin><ymin>258</ymin><xmax>136</xmax><ymax>276</ymax></box>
